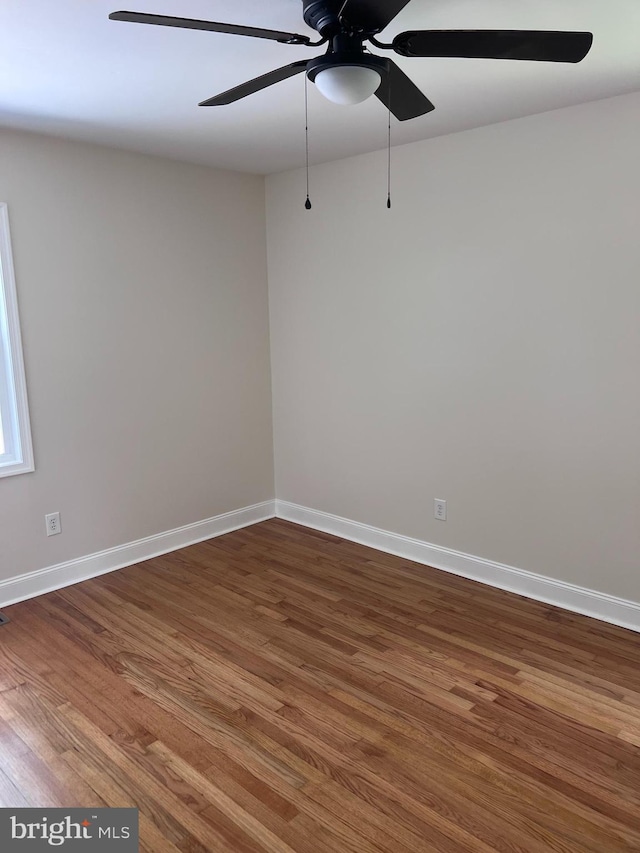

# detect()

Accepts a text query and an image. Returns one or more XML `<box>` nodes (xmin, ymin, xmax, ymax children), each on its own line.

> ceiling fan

<box><xmin>109</xmin><ymin>0</ymin><xmax>594</xmax><ymax>121</ymax></box>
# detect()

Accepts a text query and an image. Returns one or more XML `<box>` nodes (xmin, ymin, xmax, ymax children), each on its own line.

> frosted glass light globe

<box><xmin>313</xmin><ymin>66</ymin><xmax>381</xmax><ymax>105</ymax></box>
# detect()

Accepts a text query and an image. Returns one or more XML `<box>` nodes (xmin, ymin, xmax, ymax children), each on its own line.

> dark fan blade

<box><xmin>393</xmin><ymin>30</ymin><xmax>593</xmax><ymax>63</ymax></box>
<box><xmin>340</xmin><ymin>0</ymin><xmax>412</xmax><ymax>33</ymax></box>
<box><xmin>199</xmin><ymin>61</ymin><xmax>309</xmax><ymax>106</ymax></box>
<box><xmin>375</xmin><ymin>59</ymin><xmax>435</xmax><ymax>121</ymax></box>
<box><xmin>109</xmin><ymin>11</ymin><xmax>312</xmax><ymax>45</ymax></box>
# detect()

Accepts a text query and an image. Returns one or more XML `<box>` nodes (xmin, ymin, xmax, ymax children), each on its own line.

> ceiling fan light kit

<box><xmin>311</xmin><ymin>65</ymin><xmax>380</xmax><ymax>105</ymax></box>
<box><xmin>307</xmin><ymin>54</ymin><xmax>386</xmax><ymax>105</ymax></box>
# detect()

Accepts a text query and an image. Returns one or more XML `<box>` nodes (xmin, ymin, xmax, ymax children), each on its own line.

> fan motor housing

<box><xmin>302</xmin><ymin>0</ymin><xmax>344</xmax><ymax>37</ymax></box>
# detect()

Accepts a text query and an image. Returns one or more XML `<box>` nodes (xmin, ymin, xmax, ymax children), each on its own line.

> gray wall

<box><xmin>0</xmin><ymin>128</ymin><xmax>274</xmax><ymax>581</ymax></box>
<box><xmin>267</xmin><ymin>92</ymin><xmax>640</xmax><ymax>601</ymax></box>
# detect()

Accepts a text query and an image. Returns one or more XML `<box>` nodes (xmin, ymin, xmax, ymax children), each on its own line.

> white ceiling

<box><xmin>1</xmin><ymin>1</ymin><xmax>639</xmax><ymax>174</ymax></box>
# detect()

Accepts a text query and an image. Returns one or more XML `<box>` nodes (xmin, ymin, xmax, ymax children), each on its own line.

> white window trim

<box><xmin>0</xmin><ymin>202</ymin><xmax>34</xmax><ymax>477</ymax></box>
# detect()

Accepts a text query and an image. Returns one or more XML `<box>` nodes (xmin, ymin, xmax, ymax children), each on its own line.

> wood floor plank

<box><xmin>1</xmin><ymin>518</ymin><xmax>640</xmax><ymax>851</ymax></box>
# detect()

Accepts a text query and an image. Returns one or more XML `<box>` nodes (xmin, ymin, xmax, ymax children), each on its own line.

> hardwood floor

<box><xmin>1</xmin><ymin>519</ymin><xmax>640</xmax><ymax>852</ymax></box>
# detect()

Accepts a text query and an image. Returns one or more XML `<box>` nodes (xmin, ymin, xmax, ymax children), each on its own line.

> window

<box><xmin>0</xmin><ymin>203</ymin><xmax>34</xmax><ymax>477</ymax></box>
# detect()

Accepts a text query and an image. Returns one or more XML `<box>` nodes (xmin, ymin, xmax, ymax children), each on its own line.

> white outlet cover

<box><xmin>434</xmin><ymin>499</ymin><xmax>447</xmax><ymax>521</ymax></box>
<box><xmin>45</xmin><ymin>511</ymin><xmax>61</xmax><ymax>536</ymax></box>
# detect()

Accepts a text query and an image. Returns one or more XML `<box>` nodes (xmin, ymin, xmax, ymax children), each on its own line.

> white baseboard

<box><xmin>0</xmin><ymin>500</ymin><xmax>276</xmax><ymax>608</ymax></box>
<box><xmin>5</xmin><ymin>498</ymin><xmax>638</xmax><ymax>635</ymax></box>
<box><xmin>275</xmin><ymin>500</ymin><xmax>640</xmax><ymax>634</ymax></box>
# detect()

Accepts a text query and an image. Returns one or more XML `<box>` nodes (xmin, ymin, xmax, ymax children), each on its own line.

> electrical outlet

<box><xmin>434</xmin><ymin>499</ymin><xmax>447</xmax><ymax>521</ymax></box>
<box><xmin>45</xmin><ymin>512</ymin><xmax>61</xmax><ymax>536</ymax></box>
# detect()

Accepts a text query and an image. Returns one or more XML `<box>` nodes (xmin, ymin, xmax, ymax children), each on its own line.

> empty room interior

<box><xmin>1</xmin><ymin>1</ymin><xmax>640</xmax><ymax>851</ymax></box>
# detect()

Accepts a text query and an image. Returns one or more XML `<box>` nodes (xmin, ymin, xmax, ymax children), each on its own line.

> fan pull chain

<box><xmin>304</xmin><ymin>74</ymin><xmax>312</xmax><ymax>210</ymax></box>
<box><xmin>387</xmin><ymin>66</ymin><xmax>392</xmax><ymax>209</ymax></box>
